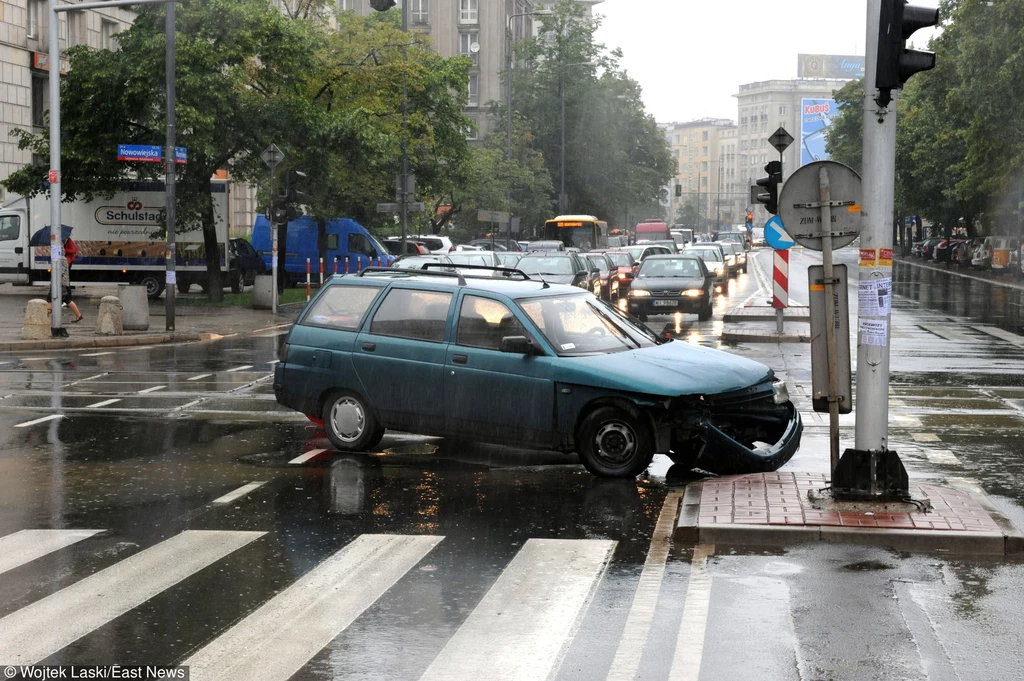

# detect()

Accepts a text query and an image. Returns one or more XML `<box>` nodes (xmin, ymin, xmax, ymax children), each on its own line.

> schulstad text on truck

<box><xmin>0</xmin><ymin>181</ymin><xmax>230</xmax><ymax>298</ymax></box>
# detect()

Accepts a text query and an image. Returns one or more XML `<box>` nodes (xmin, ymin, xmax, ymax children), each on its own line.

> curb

<box><xmin>727</xmin><ymin>306</ymin><xmax>811</xmax><ymax>323</ymax></box>
<box><xmin>673</xmin><ymin>479</ymin><xmax>1018</xmax><ymax>556</ymax></box>
<box><xmin>720</xmin><ymin>331</ymin><xmax>810</xmax><ymax>344</ymax></box>
<box><xmin>0</xmin><ymin>332</ymin><xmax>207</xmax><ymax>353</ymax></box>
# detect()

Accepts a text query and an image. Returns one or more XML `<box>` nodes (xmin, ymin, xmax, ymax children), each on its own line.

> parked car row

<box><xmin>911</xmin><ymin>235</ymin><xmax>1020</xmax><ymax>273</ymax></box>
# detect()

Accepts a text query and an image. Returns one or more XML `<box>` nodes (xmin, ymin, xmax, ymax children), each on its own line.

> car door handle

<box><xmin>452</xmin><ymin>354</ymin><xmax>468</xmax><ymax>365</ymax></box>
<box><xmin>362</xmin><ymin>342</ymin><xmax>376</xmax><ymax>352</ymax></box>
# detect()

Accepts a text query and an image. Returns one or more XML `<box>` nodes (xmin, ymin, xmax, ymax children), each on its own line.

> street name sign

<box><xmin>778</xmin><ymin>160</ymin><xmax>862</xmax><ymax>252</ymax></box>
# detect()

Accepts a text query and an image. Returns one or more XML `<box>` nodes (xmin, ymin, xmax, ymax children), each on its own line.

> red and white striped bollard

<box><xmin>772</xmin><ymin>249</ymin><xmax>789</xmax><ymax>334</ymax></box>
<box><xmin>306</xmin><ymin>258</ymin><xmax>311</xmax><ymax>302</ymax></box>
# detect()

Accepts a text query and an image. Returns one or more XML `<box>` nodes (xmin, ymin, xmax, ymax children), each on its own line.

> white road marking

<box><xmin>911</xmin><ymin>432</ymin><xmax>941</xmax><ymax>442</ymax></box>
<box><xmin>85</xmin><ymin>399</ymin><xmax>121</xmax><ymax>409</ymax></box>
<box><xmin>184</xmin><ymin>534</ymin><xmax>442</xmax><ymax>681</ymax></box>
<box><xmin>13</xmin><ymin>414</ymin><xmax>62</xmax><ymax>428</ymax></box>
<box><xmin>211</xmin><ymin>482</ymin><xmax>266</xmax><ymax>505</ymax></box>
<box><xmin>288</xmin><ymin>449</ymin><xmax>328</xmax><ymax>465</ymax></box>
<box><xmin>138</xmin><ymin>385</ymin><xmax>166</xmax><ymax>394</ymax></box>
<box><xmin>0</xmin><ymin>530</ymin><xmax>103</xmax><ymax>577</ymax></box>
<box><xmin>418</xmin><ymin>538</ymin><xmax>615</xmax><ymax>681</ymax></box>
<box><xmin>226</xmin><ymin>365</ymin><xmax>254</xmax><ymax>373</ymax></box>
<box><xmin>21</xmin><ymin>358</ymin><xmax>50</xmax><ymax>362</ymax></box>
<box><xmin>63</xmin><ymin>373</ymin><xmax>107</xmax><ymax>387</ymax></box>
<box><xmin>926</xmin><ymin>449</ymin><xmax>961</xmax><ymax>465</ymax></box>
<box><xmin>0</xmin><ymin>530</ymin><xmax>264</xmax><ymax>665</ymax></box>
<box><xmin>606</xmin><ymin>490</ymin><xmax>683</xmax><ymax>681</ymax></box>
<box><xmin>972</xmin><ymin>325</ymin><xmax>1024</xmax><ymax>346</ymax></box>
<box><xmin>668</xmin><ymin>544</ymin><xmax>715</xmax><ymax>681</ymax></box>
<box><xmin>267</xmin><ymin>360</ymin><xmax>280</xmax><ymax>365</ymax></box>
<box><xmin>918</xmin><ymin>325</ymin><xmax>974</xmax><ymax>343</ymax></box>
<box><xmin>187</xmin><ymin>373</ymin><xmax>213</xmax><ymax>381</ymax></box>
<box><xmin>79</xmin><ymin>351</ymin><xmax>115</xmax><ymax>357</ymax></box>
<box><xmin>174</xmin><ymin>399</ymin><xmax>204</xmax><ymax>412</ymax></box>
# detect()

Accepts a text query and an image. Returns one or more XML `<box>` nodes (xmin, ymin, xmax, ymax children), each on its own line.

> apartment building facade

<box><xmin>663</xmin><ymin>118</ymin><xmax>737</xmax><ymax>232</ymax></box>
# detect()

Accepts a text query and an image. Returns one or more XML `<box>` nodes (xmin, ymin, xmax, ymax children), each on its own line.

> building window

<box><xmin>779</xmin><ymin>105</ymin><xmax>787</xmax><ymax>115</ymax></box>
<box><xmin>338</xmin><ymin>0</ymin><xmax>354</xmax><ymax>10</ymax></box>
<box><xmin>459</xmin><ymin>32</ymin><xmax>479</xmax><ymax>65</ymax></box>
<box><xmin>702</xmin><ymin>131</ymin><xmax>709</xmax><ymax>141</ymax></box>
<box><xmin>459</xmin><ymin>0</ymin><xmax>478</xmax><ymax>24</ymax></box>
<box><xmin>67</xmin><ymin>10</ymin><xmax>86</xmax><ymax>47</ymax></box>
<box><xmin>467</xmin><ymin>74</ymin><xmax>479</xmax><ymax>107</ymax></box>
<box><xmin>32</xmin><ymin>74</ymin><xmax>47</xmax><ymax>128</ymax></box>
<box><xmin>411</xmin><ymin>0</ymin><xmax>429</xmax><ymax>23</ymax></box>
<box><xmin>27</xmin><ymin>0</ymin><xmax>41</xmax><ymax>39</ymax></box>
<box><xmin>466</xmin><ymin>116</ymin><xmax>479</xmax><ymax>141</ymax></box>
<box><xmin>101</xmin><ymin>20</ymin><xmax>119</xmax><ymax>50</ymax></box>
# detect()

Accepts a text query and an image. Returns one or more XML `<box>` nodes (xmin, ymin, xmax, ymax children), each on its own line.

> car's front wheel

<box><xmin>577</xmin><ymin>406</ymin><xmax>654</xmax><ymax>478</ymax></box>
<box><xmin>322</xmin><ymin>391</ymin><xmax>384</xmax><ymax>452</ymax></box>
<box><xmin>698</xmin><ymin>295</ymin><xmax>713</xmax><ymax>322</ymax></box>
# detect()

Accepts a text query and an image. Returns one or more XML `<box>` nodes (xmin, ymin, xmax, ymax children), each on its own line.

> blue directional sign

<box><xmin>764</xmin><ymin>215</ymin><xmax>795</xmax><ymax>250</ymax></box>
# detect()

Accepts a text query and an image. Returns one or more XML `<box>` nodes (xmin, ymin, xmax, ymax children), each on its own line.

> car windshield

<box><xmin>605</xmin><ymin>252</ymin><xmax>631</xmax><ymax>267</ymax></box>
<box><xmin>517</xmin><ymin>256</ymin><xmax>574</xmax><ymax>276</ymax></box>
<box><xmin>518</xmin><ymin>294</ymin><xmax>657</xmax><ymax>356</ymax></box>
<box><xmin>638</xmin><ymin>258</ymin><xmax>702</xmax><ymax>278</ymax></box>
<box><xmin>687</xmin><ymin>248</ymin><xmax>723</xmax><ymax>262</ymax></box>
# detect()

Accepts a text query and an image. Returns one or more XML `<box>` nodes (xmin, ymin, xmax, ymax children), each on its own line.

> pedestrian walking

<box><xmin>47</xmin><ymin>236</ymin><xmax>83</xmax><ymax>323</ymax></box>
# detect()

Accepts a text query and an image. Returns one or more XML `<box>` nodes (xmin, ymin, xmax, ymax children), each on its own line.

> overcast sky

<box><xmin>593</xmin><ymin>0</ymin><xmax>941</xmax><ymax>124</ymax></box>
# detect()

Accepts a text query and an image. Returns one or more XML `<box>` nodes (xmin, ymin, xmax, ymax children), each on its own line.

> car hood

<box><xmin>555</xmin><ymin>340</ymin><xmax>772</xmax><ymax>397</ymax></box>
<box><xmin>632</xmin><ymin>277</ymin><xmax>705</xmax><ymax>291</ymax></box>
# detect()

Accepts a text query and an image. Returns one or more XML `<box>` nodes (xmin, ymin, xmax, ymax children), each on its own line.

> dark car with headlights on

<box><xmin>273</xmin><ymin>268</ymin><xmax>802</xmax><ymax>478</ymax></box>
<box><xmin>603</xmin><ymin>250</ymin><xmax>639</xmax><ymax>293</ymax></box>
<box><xmin>628</xmin><ymin>254</ymin><xmax>714</xmax><ymax>322</ymax></box>
<box><xmin>585</xmin><ymin>252</ymin><xmax>619</xmax><ymax>301</ymax></box>
<box><xmin>719</xmin><ymin>242</ymin><xmax>747</xmax><ymax>274</ymax></box>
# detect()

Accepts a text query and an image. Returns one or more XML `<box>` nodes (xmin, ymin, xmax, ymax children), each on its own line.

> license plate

<box><xmin>653</xmin><ymin>300</ymin><xmax>677</xmax><ymax>307</ymax></box>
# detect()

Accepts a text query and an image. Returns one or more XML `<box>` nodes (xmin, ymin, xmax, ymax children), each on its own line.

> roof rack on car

<box><xmin>358</xmin><ymin>266</ymin><xmax>468</xmax><ymax>287</ymax></box>
<box><xmin>422</xmin><ymin>263</ymin><xmax>532</xmax><ymax>282</ymax></box>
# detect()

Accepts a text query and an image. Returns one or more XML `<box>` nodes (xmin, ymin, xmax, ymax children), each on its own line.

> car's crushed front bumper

<box><xmin>662</xmin><ymin>380</ymin><xmax>803</xmax><ymax>474</ymax></box>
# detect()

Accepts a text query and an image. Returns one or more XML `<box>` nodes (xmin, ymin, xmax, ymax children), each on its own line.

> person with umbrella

<box><xmin>46</xmin><ymin>234</ymin><xmax>82</xmax><ymax>323</ymax></box>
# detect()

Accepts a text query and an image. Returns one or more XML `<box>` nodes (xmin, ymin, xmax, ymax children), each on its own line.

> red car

<box><xmin>603</xmin><ymin>250</ymin><xmax>639</xmax><ymax>293</ymax></box>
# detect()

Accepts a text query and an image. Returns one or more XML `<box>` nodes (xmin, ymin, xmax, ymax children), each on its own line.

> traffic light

<box><xmin>285</xmin><ymin>170</ymin><xmax>307</xmax><ymax>221</ymax></box>
<box><xmin>755</xmin><ymin>161</ymin><xmax>782</xmax><ymax>215</ymax></box>
<box><xmin>675</xmin><ymin>184</ymin><xmax>682</xmax><ymax>198</ymax></box>
<box><xmin>745</xmin><ymin>212</ymin><xmax>754</xmax><ymax>227</ymax></box>
<box><xmin>270</xmin><ymin>197</ymin><xmax>288</xmax><ymax>225</ymax></box>
<box><xmin>875</xmin><ymin>0</ymin><xmax>939</xmax><ymax>108</ymax></box>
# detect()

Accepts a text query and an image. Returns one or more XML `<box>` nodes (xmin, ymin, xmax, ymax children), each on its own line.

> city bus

<box><xmin>543</xmin><ymin>215</ymin><xmax>608</xmax><ymax>250</ymax></box>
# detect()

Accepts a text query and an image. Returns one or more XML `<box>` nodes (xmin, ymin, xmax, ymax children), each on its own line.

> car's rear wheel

<box><xmin>577</xmin><ymin>406</ymin><xmax>654</xmax><ymax>478</ymax></box>
<box><xmin>322</xmin><ymin>391</ymin><xmax>384</xmax><ymax>452</ymax></box>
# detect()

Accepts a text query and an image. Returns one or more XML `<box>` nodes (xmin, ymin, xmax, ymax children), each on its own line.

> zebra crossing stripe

<box><xmin>418</xmin><ymin>538</ymin><xmax>615</xmax><ymax>681</ymax></box>
<box><xmin>0</xmin><ymin>530</ymin><xmax>104</xmax><ymax>577</ymax></box>
<box><xmin>184</xmin><ymin>534</ymin><xmax>443</xmax><ymax>681</ymax></box>
<box><xmin>668</xmin><ymin>544</ymin><xmax>716</xmax><ymax>681</ymax></box>
<box><xmin>0</xmin><ymin>530</ymin><xmax>264</xmax><ymax>665</ymax></box>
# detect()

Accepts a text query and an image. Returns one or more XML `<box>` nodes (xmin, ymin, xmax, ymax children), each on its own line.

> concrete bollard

<box><xmin>22</xmin><ymin>299</ymin><xmax>51</xmax><ymax>340</ymax></box>
<box><xmin>97</xmin><ymin>296</ymin><xmax>124</xmax><ymax>336</ymax></box>
<box><xmin>118</xmin><ymin>285</ymin><xmax>150</xmax><ymax>331</ymax></box>
<box><xmin>252</xmin><ymin>274</ymin><xmax>274</xmax><ymax>310</ymax></box>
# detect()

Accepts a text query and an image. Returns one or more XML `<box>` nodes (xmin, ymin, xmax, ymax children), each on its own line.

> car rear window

<box><xmin>687</xmin><ymin>248</ymin><xmax>722</xmax><ymax>262</ymax></box>
<box><xmin>605</xmin><ymin>252</ymin><xmax>631</xmax><ymax>267</ymax></box>
<box><xmin>421</xmin><ymin>238</ymin><xmax>444</xmax><ymax>251</ymax></box>
<box><xmin>370</xmin><ymin>289</ymin><xmax>453</xmax><ymax>342</ymax></box>
<box><xmin>457</xmin><ymin>296</ymin><xmax>527</xmax><ymax>350</ymax></box>
<box><xmin>517</xmin><ymin>256</ymin><xmax>574</xmax><ymax>276</ymax></box>
<box><xmin>301</xmin><ymin>286</ymin><xmax>381</xmax><ymax>331</ymax></box>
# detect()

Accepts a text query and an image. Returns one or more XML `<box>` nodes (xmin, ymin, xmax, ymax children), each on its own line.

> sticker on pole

<box><xmin>764</xmin><ymin>216</ymin><xmax>795</xmax><ymax>250</ymax></box>
<box><xmin>48</xmin><ymin>169</ymin><xmax>58</xmax><ymax>184</ymax></box>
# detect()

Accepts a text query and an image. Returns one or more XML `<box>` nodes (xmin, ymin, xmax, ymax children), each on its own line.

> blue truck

<box><xmin>251</xmin><ymin>215</ymin><xmax>395</xmax><ymax>285</ymax></box>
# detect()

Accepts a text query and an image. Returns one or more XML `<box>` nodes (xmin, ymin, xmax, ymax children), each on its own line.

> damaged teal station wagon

<box><xmin>273</xmin><ymin>267</ymin><xmax>802</xmax><ymax>478</ymax></box>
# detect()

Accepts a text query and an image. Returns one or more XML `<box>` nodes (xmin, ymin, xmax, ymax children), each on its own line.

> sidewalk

<box><xmin>896</xmin><ymin>254</ymin><xmax>1024</xmax><ymax>292</ymax></box>
<box><xmin>0</xmin><ymin>284</ymin><xmax>301</xmax><ymax>351</ymax></box>
<box><xmin>720</xmin><ymin>305</ymin><xmax>811</xmax><ymax>343</ymax></box>
<box><xmin>674</xmin><ymin>472</ymin><xmax>1022</xmax><ymax>555</ymax></box>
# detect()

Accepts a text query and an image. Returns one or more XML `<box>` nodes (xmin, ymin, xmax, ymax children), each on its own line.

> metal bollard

<box><xmin>306</xmin><ymin>258</ymin><xmax>311</xmax><ymax>302</ymax></box>
<box><xmin>319</xmin><ymin>257</ymin><xmax>324</xmax><ymax>287</ymax></box>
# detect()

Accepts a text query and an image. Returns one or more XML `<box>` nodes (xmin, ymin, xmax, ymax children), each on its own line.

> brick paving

<box><xmin>699</xmin><ymin>472</ymin><xmax>1002</xmax><ymax>533</ymax></box>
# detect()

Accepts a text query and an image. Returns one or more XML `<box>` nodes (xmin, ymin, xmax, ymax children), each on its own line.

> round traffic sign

<box><xmin>778</xmin><ymin>160</ymin><xmax>862</xmax><ymax>252</ymax></box>
<box><xmin>764</xmin><ymin>216</ymin><xmax>794</xmax><ymax>250</ymax></box>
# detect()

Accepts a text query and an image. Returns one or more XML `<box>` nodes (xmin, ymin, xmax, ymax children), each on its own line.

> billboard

<box><xmin>800</xmin><ymin>99</ymin><xmax>840</xmax><ymax>167</ymax></box>
<box><xmin>798</xmin><ymin>54</ymin><xmax>865</xmax><ymax>80</ymax></box>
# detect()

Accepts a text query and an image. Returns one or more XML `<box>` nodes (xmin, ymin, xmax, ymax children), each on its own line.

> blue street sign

<box><xmin>764</xmin><ymin>216</ymin><xmax>795</xmax><ymax>250</ymax></box>
<box><xmin>117</xmin><ymin>144</ymin><xmax>188</xmax><ymax>164</ymax></box>
<box><xmin>117</xmin><ymin>144</ymin><xmax>162</xmax><ymax>163</ymax></box>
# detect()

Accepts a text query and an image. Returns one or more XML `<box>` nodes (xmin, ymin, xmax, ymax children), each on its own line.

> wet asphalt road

<box><xmin>1</xmin><ymin>251</ymin><xmax>1024</xmax><ymax>680</ymax></box>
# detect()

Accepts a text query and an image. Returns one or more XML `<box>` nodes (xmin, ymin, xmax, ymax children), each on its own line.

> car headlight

<box><xmin>684</xmin><ymin>289</ymin><xmax>703</xmax><ymax>297</ymax></box>
<box><xmin>773</xmin><ymin>380</ymin><xmax>790</xmax><ymax>405</ymax></box>
<box><xmin>618</xmin><ymin>272</ymin><xmax>628</xmax><ymax>280</ymax></box>
<box><xmin>714</xmin><ymin>265</ymin><xmax>724</xmax><ymax>275</ymax></box>
<box><xmin>630</xmin><ymin>289</ymin><xmax>651</xmax><ymax>297</ymax></box>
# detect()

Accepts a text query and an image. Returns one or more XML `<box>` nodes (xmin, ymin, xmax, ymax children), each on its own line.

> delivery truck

<box><xmin>0</xmin><ymin>181</ymin><xmax>230</xmax><ymax>298</ymax></box>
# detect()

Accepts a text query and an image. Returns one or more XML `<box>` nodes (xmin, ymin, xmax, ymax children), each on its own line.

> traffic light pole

<box><xmin>270</xmin><ymin>172</ymin><xmax>277</xmax><ymax>316</ymax></box>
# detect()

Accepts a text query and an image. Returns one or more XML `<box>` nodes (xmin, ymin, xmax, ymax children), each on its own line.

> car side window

<box><xmin>0</xmin><ymin>216</ymin><xmax>20</xmax><ymax>242</ymax></box>
<box><xmin>457</xmin><ymin>295</ymin><xmax>527</xmax><ymax>350</ymax></box>
<box><xmin>301</xmin><ymin>286</ymin><xmax>381</xmax><ymax>331</ymax></box>
<box><xmin>348</xmin><ymin>232</ymin><xmax>376</xmax><ymax>257</ymax></box>
<box><xmin>370</xmin><ymin>288</ymin><xmax>453</xmax><ymax>343</ymax></box>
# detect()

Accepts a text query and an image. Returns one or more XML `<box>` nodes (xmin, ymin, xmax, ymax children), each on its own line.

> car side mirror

<box><xmin>500</xmin><ymin>336</ymin><xmax>538</xmax><ymax>355</ymax></box>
